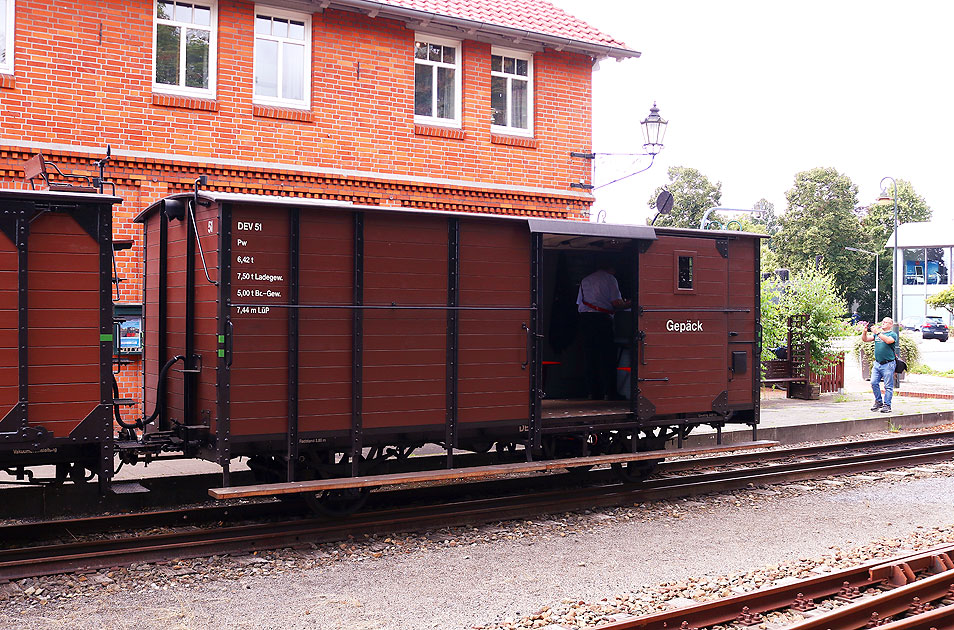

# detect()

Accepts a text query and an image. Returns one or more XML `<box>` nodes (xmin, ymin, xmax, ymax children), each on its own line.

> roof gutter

<box><xmin>319</xmin><ymin>0</ymin><xmax>641</xmax><ymax>60</ymax></box>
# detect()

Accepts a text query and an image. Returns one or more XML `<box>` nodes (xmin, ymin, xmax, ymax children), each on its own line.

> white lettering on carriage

<box><xmin>666</xmin><ymin>319</ymin><xmax>704</xmax><ymax>333</ymax></box>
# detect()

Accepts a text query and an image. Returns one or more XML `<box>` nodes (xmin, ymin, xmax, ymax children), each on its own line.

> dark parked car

<box><xmin>919</xmin><ymin>316</ymin><xmax>949</xmax><ymax>341</ymax></box>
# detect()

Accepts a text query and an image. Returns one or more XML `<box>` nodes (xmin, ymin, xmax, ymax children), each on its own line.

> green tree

<box><xmin>730</xmin><ymin>204</ymin><xmax>779</xmax><ymax>276</ymax></box>
<box><xmin>761</xmin><ymin>268</ymin><xmax>850</xmax><ymax>368</ymax></box>
<box><xmin>751</xmin><ymin>198</ymin><xmax>782</xmax><ymax>236</ymax></box>
<box><xmin>853</xmin><ymin>180</ymin><xmax>932</xmax><ymax>321</ymax></box>
<box><xmin>861</xmin><ymin>179</ymin><xmax>932</xmax><ymax>247</ymax></box>
<box><xmin>760</xmin><ymin>277</ymin><xmax>783</xmax><ymax>363</ymax></box>
<box><xmin>760</xmin><ymin>245</ymin><xmax>781</xmax><ymax>277</ymax></box>
<box><xmin>927</xmin><ymin>287</ymin><xmax>954</xmax><ymax>318</ymax></box>
<box><xmin>773</xmin><ymin>167</ymin><xmax>866</xmax><ymax>303</ymax></box>
<box><xmin>647</xmin><ymin>166</ymin><xmax>722</xmax><ymax>228</ymax></box>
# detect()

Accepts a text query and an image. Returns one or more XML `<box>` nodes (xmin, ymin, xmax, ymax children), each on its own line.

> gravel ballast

<box><xmin>2</xmin><ymin>466</ymin><xmax>954</xmax><ymax>630</ymax></box>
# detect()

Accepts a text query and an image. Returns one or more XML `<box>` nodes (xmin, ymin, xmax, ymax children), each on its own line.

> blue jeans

<box><xmin>871</xmin><ymin>360</ymin><xmax>896</xmax><ymax>407</ymax></box>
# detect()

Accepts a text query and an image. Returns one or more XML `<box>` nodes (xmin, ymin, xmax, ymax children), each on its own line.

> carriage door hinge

<box><xmin>715</xmin><ymin>239</ymin><xmax>729</xmax><ymax>258</ymax></box>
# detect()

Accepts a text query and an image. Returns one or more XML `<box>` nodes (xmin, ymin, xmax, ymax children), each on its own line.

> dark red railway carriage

<box><xmin>135</xmin><ymin>191</ymin><xmax>763</xmax><ymax>492</ymax></box>
<box><xmin>0</xmin><ymin>189</ymin><xmax>119</xmax><ymax>490</ymax></box>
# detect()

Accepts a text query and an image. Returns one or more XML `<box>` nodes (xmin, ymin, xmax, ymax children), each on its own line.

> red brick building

<box><xmin>0</xmin><ymin>0</ymin><xmax>637</xmax><ymax>402</ymax></box>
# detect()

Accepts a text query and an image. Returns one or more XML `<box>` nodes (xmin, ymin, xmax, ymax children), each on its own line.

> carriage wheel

<box><xmin>541</xmin><ymin>434</ymin><xmax>595</xmax><ymax>477</ymax></box>
<box><xmin>303</xmin><ymin>486</ymin><xmax>371</xmax><ymax>517</ymax></box>
<box><xmin>495</xmin><ymin>441</ymin><xmax>519</xmax><ymax>457</ymax></box>
<box><xmin>609</xmin><ymin>431</ymin><xmax>663</xmax><ymax>483</ymax></box>
<box><xmin>295</xmin><ymin>452</ymin><xmax>374</xmax><ymax>517</ymax></box>
<box><xmin>52</xmin><ymin>462</ymin><xmax>90</xmax><ymax>485</ymax></box>
<box><xmin>611</xmin><ymin>459</ymin><xmax>659</xmax><ymax>483</ymax></box>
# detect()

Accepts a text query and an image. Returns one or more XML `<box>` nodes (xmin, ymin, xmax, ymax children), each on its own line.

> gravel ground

<box><xmin>2</xmin><ymin>463</ymin><xmax>954</xmax><ymax>630</ymax></box>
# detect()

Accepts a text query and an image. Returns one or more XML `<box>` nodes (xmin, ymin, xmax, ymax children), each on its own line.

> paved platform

<box><xmin>699</xmin><ymin>350</ymin><xmax>954</xmax><ymax>447</ymax></box>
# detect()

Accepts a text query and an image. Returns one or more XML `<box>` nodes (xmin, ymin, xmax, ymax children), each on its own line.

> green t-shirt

<box><xmin>873</xmin><ymin>330</ymin><xmax>898</xmax><ymax>363</ymax></box>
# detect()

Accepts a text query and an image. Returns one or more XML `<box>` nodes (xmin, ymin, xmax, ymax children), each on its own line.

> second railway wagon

<box><xmin>137</xmin><ymin>192</ymin><xmax>762</xmax><ymax>489</ymax></box>
<box><xmin>0</xmin><ymin>189</ymin><xmax>118</xmax><ymax>489</ymax></box>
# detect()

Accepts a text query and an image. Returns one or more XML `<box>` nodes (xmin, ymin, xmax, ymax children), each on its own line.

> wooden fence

<box><xmin>808</xmin><ymin>352</ymin><xmax>845</xmax><ymax>394</ymax></box>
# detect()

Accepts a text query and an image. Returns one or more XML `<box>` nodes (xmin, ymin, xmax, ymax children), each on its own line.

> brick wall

<box><xmin>1</xmin><ymin>1</ymin><xmax>595</xmax><ymax>195</ymax></box>
<box><xmin>0</xmin><ymin>0</ymin><xmax>600</xmax><ymax>409</ymax></box>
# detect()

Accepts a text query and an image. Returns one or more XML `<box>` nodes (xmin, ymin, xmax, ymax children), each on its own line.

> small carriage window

<box><xmin>678</xmin><ymin>255</ymin><xmax>693</xmax><ymax>289</ymax></box>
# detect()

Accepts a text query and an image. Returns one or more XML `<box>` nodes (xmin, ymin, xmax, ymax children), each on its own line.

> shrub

<box><xmin>761</xmin><ymin>269</ymin><xmax>849</xmax><ymax>370</ymax></box>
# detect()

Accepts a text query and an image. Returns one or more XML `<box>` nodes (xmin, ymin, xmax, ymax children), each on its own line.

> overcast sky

<box><xmin>549</xmin><ymin>0</ymin><xmax>954</xmax><ymax>226</ymax></box>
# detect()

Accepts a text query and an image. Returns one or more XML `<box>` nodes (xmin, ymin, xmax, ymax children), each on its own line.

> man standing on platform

<box><xmin>577</xmin><ymin>261</ymin><xmax>631</xmax><ymax>401</ymax></box>
<box><xmin>859</xmin><ymin>316</ymin><xmax>898</xmax><ymax>413</ymax></box>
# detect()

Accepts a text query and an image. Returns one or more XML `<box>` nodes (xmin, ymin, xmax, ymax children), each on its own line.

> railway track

<box><xmin>1</xmin><ymin>431</ymin><xmax>953</xmax><ymax>582</ymax></box>
<box><xmin>594</xmin><ymin>544</ymin><xmax>954</xmax><ymax>630</ymax></box>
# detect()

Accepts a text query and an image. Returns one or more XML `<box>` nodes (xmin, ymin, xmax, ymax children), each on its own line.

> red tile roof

<box><xmin>362</xmin><ymin>0</ymin><xmax>636</xmax><ymax>56</ymax></box>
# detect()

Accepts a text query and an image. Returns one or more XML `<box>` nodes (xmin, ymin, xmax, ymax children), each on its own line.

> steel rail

<box><xmin>5</xmin><ymin>433</ymin><xmax>950</xmax><ymax>548</ymax></box>
<box><xmin>659</xmin><ymin>429</ymin><xmax>954</xmax><ymax>473</ymax></box>
<box><xmin>644</xmin><ymin>442</ymin><xmax>954</xmax><ymax>488</ymax></box>
<box><xmin>871</xmin><ymin>603</ymin><xmax>954</xmax><ymax>630</ymax></box>
<box><xmin>591</xmin><ymin>545</ymin><xmax>954</xmax><ymax>630</ymax></box>
<box><xmin>2</xmin><ymin>441</ymin><xmax>954</xmax><ymax>582</ymax></box>
<box><xmin>784</xmin><ymin>567</ymin><xmax>954</xmax><ymax>630</ymax></box>
<box><xmin>0</xmin><ymin>501</ymin><xmax>297</xmax><ymax>546</ymax></box>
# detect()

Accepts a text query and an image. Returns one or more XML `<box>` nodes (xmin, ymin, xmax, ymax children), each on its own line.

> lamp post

<box><xmin>845</xmin><ymin>246</ymin><xmax>879</xmax><ymax>322</ymax></box>
<box><xmin>878</xmin><ymin>177</ymin><xmax>898</xmax><ymax>321</ymax></box>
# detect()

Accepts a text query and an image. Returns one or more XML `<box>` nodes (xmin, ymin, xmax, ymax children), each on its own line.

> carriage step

<box><xmin>113</xmin><ymin>398</ymin><xmax>137</xmax><ymax>406</ymax></box>
<box><xmin>209</xmin><ymin>439</ymin><xmax>779</xmax><ymax>500</ymax></box>
<box><xmin>109</xmin><ymin>481</ymin><xmax>150</xmax><ymax>494</ymax></box>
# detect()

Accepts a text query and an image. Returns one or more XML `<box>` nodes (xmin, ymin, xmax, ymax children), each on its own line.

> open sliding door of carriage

<box><xmin>528</xmin><ymin>219</ymin><xmax>656</xmax><ymax>440</ymax></box>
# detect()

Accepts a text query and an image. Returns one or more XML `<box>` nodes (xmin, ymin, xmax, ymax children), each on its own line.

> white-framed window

<box><xmin>491</xmin><ymin>47</ymin><xmax>533</xmax><ymax>135</ymax></box>
<box><xmin>0</xmin><ymin>0</ymin><xmax>14</xmax><ymax>75</ymax></box>
<box><xmin>414</xmin><ymin>34</ymin><xmax>461</xmax><ymax>127</ymax></box>
<box><xmin>254</xmin><ymin>6</ymin><xmax>311</xmax><ymax>108</ymax></box>
<box><xmin>153</xmin><ymin>0</ymin><xmax>217</xmax><ymax>96</ymax></box>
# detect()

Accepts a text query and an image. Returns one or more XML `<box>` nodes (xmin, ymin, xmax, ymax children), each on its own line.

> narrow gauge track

<box><xmin>1</xmin><ymin>432</ymin><xmax>953</xmax><ymax>582</ymax></box>
<box><xmin>593</xmin><ymin>544</ymin><xmax>954</xmax><ymax>630</ymax></box>
<box><xmin>7</xmin><ymin>430</ymin><xmax>954</xmax><ymax>543</ymax></box>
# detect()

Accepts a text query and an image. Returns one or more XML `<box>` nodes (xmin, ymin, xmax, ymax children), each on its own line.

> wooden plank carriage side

<box><xmin>138</xmin><ymin>192</ymin><xmax>769</xmax><ymax>498</ymax></box>
<box><xmin>0</xmin><ymin>189</ymin><xmax>120</xmax><ymax>490</ymax></box>
<box><xmin>138</xmin><ymin>195</ymin><xmax>539</xmax><ymax>477</ymax></box>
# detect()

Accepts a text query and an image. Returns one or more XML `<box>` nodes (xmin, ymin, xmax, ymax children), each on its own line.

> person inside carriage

<box><xmin>577</xmin><ymin>260</ymin><xmax>632</xmax><ymax>400</ymax></box>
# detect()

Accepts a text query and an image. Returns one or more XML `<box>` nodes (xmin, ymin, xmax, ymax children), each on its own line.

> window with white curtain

<box><xmin>414</xmin><ymin>35</ymin><xmax>461</xmax><ymax>127</ymax></box>
<box><xmin>254</xmin><ymin>7</ymin><xmax>311</xmax><ymax>108</ymax></box>
<box><xmin>490</xmin><ymin>47</ymin><xmax>533</xmax><ymax>135</ymax></box>
<box><xmin>154</xmin><ymin>0</ymin><xmax>217</xmax><ymax>95</ymax></box>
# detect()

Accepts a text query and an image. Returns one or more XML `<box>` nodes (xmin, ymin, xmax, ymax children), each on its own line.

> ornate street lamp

<box><xmin>878</xmin><ymin>177</ymin><xmax>898</xmax><ymax>322</ymax></box>
<box><xmin>640</xmin><ymin>102</ymin><xmax>668</xmax><ymax>156</ymax></box>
